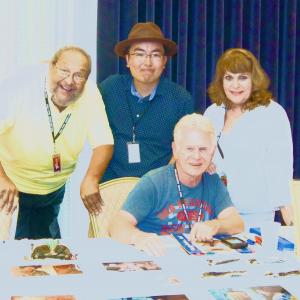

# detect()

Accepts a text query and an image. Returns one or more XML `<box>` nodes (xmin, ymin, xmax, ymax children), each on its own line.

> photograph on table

<box><xmin>11</xmin><ymin>263</ymin><xmax>82</xmax><ymax>277</ymax></box>
<box><xmin>11</xmin><ymin>296</ymin><xmax>76</xmax><ymax>300</ymax></box>
<box><xmin>25</xmin><ymin>240</ymin><xmax>77</xmax><ymax>260</ymax></box>
<box><xmin>102</xmin><ymin>260</ymin><xmax>161</xmax><ymax>272</ymax></box>
<box><xmin>52</xmin><ymin>264</ymin><xmax>82</xmax><ymax>275</ymax></box>
<box><xmin>11</xmin><ymin>265</ymin><xmax>53</xmax><ymax>277</ymax></box>
<box><xmin>202</xmin><ymin>270</ymin><xmax>247</xmax><ymax>278</ymax></box>
<box><xmin>206</xmin><ymin>257</ymin><xmax>240</xmax><ymax>266</ymax></box>
<box><xmin>110</xmin><ymin>295</ymin><xmax>189</xmax><ymax>300</ymax></box>
<box><xmin>209</xmin><ymin>285</ymin><xmax>295</xmax><ymax>300</ymax></box>
<box><xmin>265</xmin><ymin>269</ymin><xmax>300</xmax><ymax>278</ymax></box>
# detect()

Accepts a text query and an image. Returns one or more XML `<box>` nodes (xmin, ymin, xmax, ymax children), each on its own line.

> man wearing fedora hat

<box><xmin>99</xmin><ymin>22</ymin><xmax>194</xmax><ymax>182</ymax></box>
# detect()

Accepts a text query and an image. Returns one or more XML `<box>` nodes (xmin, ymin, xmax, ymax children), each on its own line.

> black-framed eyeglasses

<box><xmin>55</xmin><ymin>66</ymin><xmax>87</xmax><ymax>84</ymax></box>
<box><xmin>129</xmin><ymin>52</ymin><xmax>164</xmax><ymax>62</ymax></box>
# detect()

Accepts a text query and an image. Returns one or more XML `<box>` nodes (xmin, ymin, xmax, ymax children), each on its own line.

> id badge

<box><xmin>52</xmin><ymin>153</ymin><xmax>61</xmax><ymax>173</ymax></box>
<box><xmin>127</xmin><ymin>142</ymin><xmax>141</xmax><ymax>163</ymax></box>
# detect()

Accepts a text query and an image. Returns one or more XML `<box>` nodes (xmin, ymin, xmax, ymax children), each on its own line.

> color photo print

<box><xmin>26</xmin><ymin>241</ymin><xmax>77</xmax><ymax>260</ymax></box>
<box><xmin>11</xmin><ymin>296</ymin><xmax>76</xmax><ymax>300</ymax></box>
<box><xmin>209</xmin><ymin>285</ymin><xmax>295</xmax><ymax>300</ymax></box>
<box><xmin>110</xmin><ymin>295</ymin><xmax>189</xmax><ymax>300</ymax></box>
<box><xmin>103</xmin><ymin>260</ymin><xmax>161</xmax><ymax>272</ymax></box>
<box><xmin>11</xmin><ymin>263</ymin><xmax>82</xmax><ymax>277</ymax></box>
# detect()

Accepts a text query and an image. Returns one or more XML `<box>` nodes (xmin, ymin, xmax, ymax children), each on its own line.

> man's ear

<box><xmin>211</xmin><ymin>144</ymin><xmax>217</xmax><ymax>159</ymax></box>
<box><xmin>162</xmin><ymin>56</ymin><xmax>168</xmax><ymax>68</ymax></box>
<box><xmin>125</xmin><ymin>55</ymin><xmax>130</xmax><ymax>67</ymax></box>
<box><xmin>172</xmin><ymin>141</ymin><xmax>177</xmax><ymax>159</ymax></box>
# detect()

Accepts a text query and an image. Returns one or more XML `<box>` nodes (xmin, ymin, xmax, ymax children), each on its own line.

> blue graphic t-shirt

<box><xmin>122</xmin><ymin>165</ymin><xmax>233</xmax><ymax>235</ymax></box>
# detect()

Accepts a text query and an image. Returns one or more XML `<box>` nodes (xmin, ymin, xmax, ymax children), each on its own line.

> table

<box><xmin>1</xmin><ymin>228</ymin><xmax>300</xmax><ymax>299</ymax></box>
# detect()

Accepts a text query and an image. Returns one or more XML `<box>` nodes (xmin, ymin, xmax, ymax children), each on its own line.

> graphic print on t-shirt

<box><xmin>157</xmin><ymin>198</ymin><xmax>213</xmax><ymax>235</ymax></box>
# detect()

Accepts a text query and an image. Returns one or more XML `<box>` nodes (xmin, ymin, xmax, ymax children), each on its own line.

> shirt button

<box><xmin>136</xmin><ymin>114</ymin><xmax>140</xmax><ymax>117</ymax></box>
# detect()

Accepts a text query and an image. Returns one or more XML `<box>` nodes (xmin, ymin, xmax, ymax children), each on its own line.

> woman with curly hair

<box><xmin>204</xmin><ymin>48</ymin><xmax>293</xmax><ymax>228</ymax></box>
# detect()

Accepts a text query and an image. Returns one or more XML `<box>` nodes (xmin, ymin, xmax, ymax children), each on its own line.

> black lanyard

<box><xmin>174</xmin><ymin>165</ymin><xmax>204</xmax><ymax>231</ymax></box>
<box><xmin>44</xmin><ymin>88</ymin><xmax>71</xmax><ymax>150</ymax></box>
<box><xmin>217</xmin><ymin>132</ymin><xmax>224</xmax><ymax>159</ymax></box>
<box><xmin>125</xmin><ymin>91</ymin><xmax>154</xmax><ymax>142</ymax></box>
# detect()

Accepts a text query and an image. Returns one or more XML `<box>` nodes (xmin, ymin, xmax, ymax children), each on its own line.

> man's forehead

<box><xmin>56</xmin><ymin>50</ymin><xmax>88</xmax><ymax>69</ymax></box>
<box><xmin>129</xmin><ymin>41</ymin><xmax>164</xmax><ymax>52</ymax></box>
<box><xmin>177</xmin><ymin>128</ymin><xmax>213</xmax><ymax>143</ymax></box>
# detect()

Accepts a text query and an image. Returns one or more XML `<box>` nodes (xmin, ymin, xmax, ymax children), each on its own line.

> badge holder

<box><xmin>52</xmin><ymin>153</ymin><xmax>61</xmax><ymax>173</ymax></box>
<box><xmin>127</xmin><ymin>142</ymin><xmax>141</xmax><ymax>163</ymax></box>
<box><xmin>127</xmin><ymin>130</ymin><xmax>141</xmax><ymax>163</ymax></box>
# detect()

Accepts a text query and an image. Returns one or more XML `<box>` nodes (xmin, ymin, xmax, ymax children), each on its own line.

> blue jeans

<box><xmin>15</xmin><ymin>185</ymin><xmax>65</xmax><ymax>239</ymax></box>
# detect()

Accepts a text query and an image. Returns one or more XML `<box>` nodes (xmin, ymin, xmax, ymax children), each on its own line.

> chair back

<box><xmin>0</xmin><ymin>203</ymin><xmax>18</xmax><ymax>240</ymax></box>
<box><xmin>291</xmin><ymin>180</ymin><xmax>300</xmax><ymax>259</ymax></box>
<box><xmin>88</xmin><ymin>177</ymin><xmax>139</xmax><ymax>238</ymax></box>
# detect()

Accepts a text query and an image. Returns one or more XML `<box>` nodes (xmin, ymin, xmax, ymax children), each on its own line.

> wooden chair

<box><xmin>88</xmin><ymin>177</ymin><xmax>139</xmax><ymax>238</ymax></box>
<box><xmin>0</xmin><ymin>200</ymin><xmax>18</xmax><ymax>240</ymax></box>
<box><xmin>291</xmin><ymin>180</ymin><xmax>300</xmax><ymax>259</ymax></box>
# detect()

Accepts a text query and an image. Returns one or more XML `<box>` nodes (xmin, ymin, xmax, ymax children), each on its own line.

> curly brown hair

<box><xmin>208</xmin><ymin>48</ymin><xmax>273</xmax><ymax>110</ymax></box>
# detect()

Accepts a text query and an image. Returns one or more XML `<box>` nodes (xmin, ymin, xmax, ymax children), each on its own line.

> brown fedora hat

<box><xmin>114</xmin><ymin>22</ymin><xmax>177</xmax><ymax>57</ymax></box>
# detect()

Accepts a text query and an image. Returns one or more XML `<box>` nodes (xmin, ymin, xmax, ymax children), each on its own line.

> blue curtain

<box><xmin>97</xmin><ymin>0</ymin><xmax>300</xmax><ymax>178</ymax></box>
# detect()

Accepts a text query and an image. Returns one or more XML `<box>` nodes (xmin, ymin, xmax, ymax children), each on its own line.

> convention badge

<box><xmin>220</xmin><ymin>172</ymin><xmax>228</xmax><ymax>186</ymax></box>
<box><xmin>127</xmin><ymin>142</ymin><xmax>141</xmax><ymax>163</ymax></box>
<box><xmin>52</xmin><ymin>153</ymin><xmax>61</xmax><ymax>173</ymax></box>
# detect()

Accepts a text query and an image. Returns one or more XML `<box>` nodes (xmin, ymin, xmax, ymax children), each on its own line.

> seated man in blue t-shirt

<box><xmin>109</xmin><ymin>113</ymin><xmax>244</xmax><ymax>256</ymax></box>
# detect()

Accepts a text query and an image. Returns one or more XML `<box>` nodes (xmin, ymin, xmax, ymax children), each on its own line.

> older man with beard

<box><xmin>0</xmin><ymin>46</ymin><xmax>114</xmax><ymax>239</ymax></box>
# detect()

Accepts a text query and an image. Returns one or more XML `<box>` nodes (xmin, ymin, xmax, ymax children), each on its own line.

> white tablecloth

<box><xmin>1</xmin><ymin>228</ymin><xmax>300</xmax><ymax>299</ymax></box>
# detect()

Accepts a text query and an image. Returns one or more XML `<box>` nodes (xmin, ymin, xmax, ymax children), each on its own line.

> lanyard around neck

<box><xmin>217</xmin><ymin>132</ymin><xmax>224</xmax><ymax>159</ymax></box>
<box><xmin>44</xmin><ymin>88</ymin><xmax>71</xmax><ymax>147</ymax></box>
<box><xmin>125</xmin><ymin>90</ymin><xmax>154</xmax><ymax>142</ymax></box>
<box><xmin>174</xmin><ymin>165</ymin><xmax>204</xmax><ymax>231</ymax></box>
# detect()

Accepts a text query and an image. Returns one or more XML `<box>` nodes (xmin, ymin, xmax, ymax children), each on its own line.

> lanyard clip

<box><xmin>132</xmin><ymin>126</ymin><xmax>136</xmax><ymax>143</ymax></box>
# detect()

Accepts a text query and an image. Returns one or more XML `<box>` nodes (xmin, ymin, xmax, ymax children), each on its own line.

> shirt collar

<box><xmin>130</xmin><ymin>80</ymin><xmax>158</xmax><ymax>103</ymax></box>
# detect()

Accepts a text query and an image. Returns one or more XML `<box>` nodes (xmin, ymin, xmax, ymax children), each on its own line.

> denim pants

<box><xmin>15</xmin><ymin>185</ymin><xmax>65</xmax><ymax>239</ymax></box>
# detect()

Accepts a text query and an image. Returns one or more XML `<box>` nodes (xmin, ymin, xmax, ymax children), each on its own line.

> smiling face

<box><xmin>49</xmin><ymin>50</ymin><xmax>89</xmax><ymax>109</ymax></box>
<box><xmin>125</xmin><ymin>41</ymin><xmax>167</xmax><ymax>88</ymax></box>
<box><xmin>223</xmin><ymin>71</ymin><xmax>252</xmax><ymax>108</ymax></box>
<box><xmin>172</xmin><ymin>128</ymin><xmax>215</xmax><ymax>186</ymax></box>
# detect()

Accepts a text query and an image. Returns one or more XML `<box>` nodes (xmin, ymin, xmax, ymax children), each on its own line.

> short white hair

<box><xmin>173</xmin><ymin>113</ymin><xmax>216</xmax><ymax>144</ymax></box>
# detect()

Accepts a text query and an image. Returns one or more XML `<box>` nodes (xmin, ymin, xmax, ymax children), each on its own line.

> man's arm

<box><xmin>0</xmin><ymin>162</ymin><xmax>18</xmax><ymax>213</ymax></box>
<box><xmin>109</xmin><ymin>210</ymin><xmax>165</xmax><ymax>256</ymax></box>
<box><xmin>190</xmin><ymin>207</ymin><xmax>244</xmax><ymax>242</ymax></box>
<box><xmin>80</xmin><ymin>144</ymin><xmax>113</xmax><ymax>215</ymax></box>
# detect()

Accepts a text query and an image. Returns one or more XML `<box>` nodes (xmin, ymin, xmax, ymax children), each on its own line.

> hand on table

<box><xmin>80</xmin><ymin>176</ymin><xmax>103</xmax><ymax>215</ymax></box>
<box><xmin>190</xmin><ymin>220</ymin><xmax>220</xmax><ymax>243</ymax></box>
<box><xmin>133</xmin><ymin>232</ymin><xmax>166</xmax><ymax>257</ymax></box>
<box><xmin>0</xmin><ymin>175</ymin><xmax>18</xmax><ymax>214</ymax></box>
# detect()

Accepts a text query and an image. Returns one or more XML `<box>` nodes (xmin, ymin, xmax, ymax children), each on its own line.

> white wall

<box><xmin>0</xmin><ymin>0</ymin><xmax>99</xmax><ymax>238</ymax></box>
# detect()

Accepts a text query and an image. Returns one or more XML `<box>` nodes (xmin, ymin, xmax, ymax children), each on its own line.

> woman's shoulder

<box><xmin>254</xmin><ymin>100</ymin><xmax>288</xmax><ymax>118</ymax></box>
<box><xmin>204</xmin><ymin>103</ymin><xmax>225</xmax><ymax>117</ymax></box>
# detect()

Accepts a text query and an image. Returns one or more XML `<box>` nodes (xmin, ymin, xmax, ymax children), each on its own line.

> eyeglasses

<box><xmin>31</xmin><ymin>244</ymin><xmax>73</xmax><ymax>260</ymax></box>
<box><xmin>55</xmin><ymin>66</ymin><xmax>87</xmax><ymax>84</ymax></box>
<box><xmin>129</xmin><ymin>52</ymin><xmax>165</xmax><ymax>63</ymax></box>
